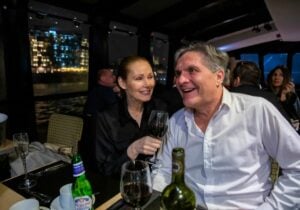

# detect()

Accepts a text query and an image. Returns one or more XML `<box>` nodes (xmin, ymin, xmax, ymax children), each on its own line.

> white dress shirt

<box><xmin>153</xmin><ymin>88</ymin><xmax>300</xmax><ymax>210</ymax></box>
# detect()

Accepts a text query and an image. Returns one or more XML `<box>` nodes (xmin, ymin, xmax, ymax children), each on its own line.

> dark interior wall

<box><xmin>0</xmin><ymin>10</ymin><xmax>7</xmax><ymax>103</ymax></box>
<box><xmin>138</xmin><ymin>28</ymin><xmax>152</xmax><ymax>65</ymax></box>
<box><xmin>88</xmin><ymin>17</ymin><xmax>109</xmax><ymax>90</ymax></box>
<box><xmin>1</xmin><ymin>0</ymin><xmax>37</xmax><ymax>140</ymax></box>
<box><xmin>166</xmin><ymin>38</ymin><xmax>182</xmax><ymax>88</ymax></box>
<box><xmin>0</xmin><ymin>8</ymin><xmax>9</xmax><ymax>136</ymax></box>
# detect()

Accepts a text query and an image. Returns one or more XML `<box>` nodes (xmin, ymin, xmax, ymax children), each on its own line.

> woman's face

<box><xmin>118</xmin><ymin>60</ymin><xmax>155</xmax><ymax>103</ymax></box>
<box><xmin>271</xmin><ymin>69</ymin><xmax>284</xmax><ymax>87</ymax></box>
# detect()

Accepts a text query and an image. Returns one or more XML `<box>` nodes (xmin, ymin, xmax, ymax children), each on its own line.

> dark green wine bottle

<box><xmin>160</xmin><ymin>147</ymin><xmax>196</xmax><ymax>210</ymax></box>
<box><xmin>72</xmin><ymin>154</ymin><xmax>94</xmax><ymax>210</ymax></box>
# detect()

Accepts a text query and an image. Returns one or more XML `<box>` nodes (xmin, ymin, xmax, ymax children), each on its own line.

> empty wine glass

<box><xmin>147</xmin><ymin>110</ymin><xmax>169</xmax><ymax>164</ymax></box>
<box><xmin>120</xmin><ymin>160</ymin><xmax>152</xmax><ymax>210</ymax></box>
<box><xmin>13</xmin><ymin>132</ymin><xmax>37</xmax><ymax>189</ymax></box>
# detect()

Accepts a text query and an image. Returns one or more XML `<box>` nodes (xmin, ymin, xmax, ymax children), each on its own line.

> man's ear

<box><xmin>216</xmin><ymin>69</ymin><xmax>225</xmax><ymax>85</ymax></box>
<box><xmin>118</xmin><ymin>77</ymin><xmax>126</xmax><ymax>90</ymax></box>
<box><xmin>233</xmin><ymin>77</ymin><xmax>240</xmax><ymax>87</ymax></box>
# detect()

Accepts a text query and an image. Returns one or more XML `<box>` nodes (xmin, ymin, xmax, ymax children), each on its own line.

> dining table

<box><xmin>0</xmin><ymin>160</ymin><xmax>161</xmax><ymax>210</ymax></box>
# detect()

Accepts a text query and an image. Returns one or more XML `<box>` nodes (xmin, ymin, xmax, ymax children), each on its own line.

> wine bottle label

<box><xmin>74</xmin><ymin>195</ymin><xmax>93</xmax><ymax>210</ymax></box>
<box><xmin>73</xmin><ymin>161</ymin><xmax>85</xmax><ymax>177</ymax></box>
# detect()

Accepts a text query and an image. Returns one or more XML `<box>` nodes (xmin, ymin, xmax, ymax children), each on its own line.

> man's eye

<box><xmin>187</xmin><ymin>68</ymin><xmax>196</xmax><ymax>73</ymax></box>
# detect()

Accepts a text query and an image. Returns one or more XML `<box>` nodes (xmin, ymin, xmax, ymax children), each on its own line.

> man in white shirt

<box><xmin>153</xmin><ymin>42</ymin><xmax>300</xmax><ymax>209</ymax></box>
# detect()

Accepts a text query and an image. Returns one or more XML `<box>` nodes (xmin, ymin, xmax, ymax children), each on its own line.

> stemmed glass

<box><xmin>120</xmin><ymin>160</ymin><xmax>152</xmax><ymax>210</ymax></box>
<box><xmin>13</xmin><ymin>132</ymin><xmax>37</xmax><ymax>189</ymax></box>
<box><xmin>147</xmin><ymin>110</ymin><xmax>169</xmax><ymax>164</ymax></box>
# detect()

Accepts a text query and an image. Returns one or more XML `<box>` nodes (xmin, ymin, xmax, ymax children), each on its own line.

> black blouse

<box><xmin>94</xmin><ymin>97</ymin><xmax>167</xmax><ymax>176</ymax></box>
<box><xmin>278</xmin><ymin>92</ymin><xmax>299</xmax><ymax>120</ymax></box>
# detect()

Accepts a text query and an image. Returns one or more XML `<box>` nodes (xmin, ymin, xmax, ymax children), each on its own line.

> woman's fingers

<box><xmin>127</xmin><ymin>136</ymin><xmax>162</xmax><ymax>159</ymax></box>
<box><xmin>138</xmin><ymin>137</ymin><xmax>161</xmax><ymax>154</ymax></box>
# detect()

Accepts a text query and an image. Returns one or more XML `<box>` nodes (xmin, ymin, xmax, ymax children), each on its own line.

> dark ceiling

<box><xmin>32</xmin><ymin>0</ymin><xmax>273</xmax><ymax>42</ymax></box>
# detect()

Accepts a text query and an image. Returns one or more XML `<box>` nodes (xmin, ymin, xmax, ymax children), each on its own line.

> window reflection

<box><xmin>29</xmin><ymin>29</ymin><xmax>88</xmax><ymax>96</ymax></box>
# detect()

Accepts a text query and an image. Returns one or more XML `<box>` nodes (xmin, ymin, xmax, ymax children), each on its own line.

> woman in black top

<box><xmin>94</xmin><ymin>56</ymin><xmax>167</xmax><ymax>176</ymax></box>
<box><xmin>266</xmin><ymin>65</ymin><xmax>300</xmax><ymax>121</ymax></box>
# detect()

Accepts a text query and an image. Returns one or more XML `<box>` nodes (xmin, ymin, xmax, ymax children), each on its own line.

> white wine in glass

<box><xmin>13</xmin><ymin>132</ymin><xmax>37</xmax><ymax>189</ymax></box>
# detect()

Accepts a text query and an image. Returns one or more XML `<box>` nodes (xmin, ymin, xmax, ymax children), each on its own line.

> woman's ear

<box><xmin>118</xmin><ymin>77</ymin><xmax>126</xmax><ymax>90</ymax></box>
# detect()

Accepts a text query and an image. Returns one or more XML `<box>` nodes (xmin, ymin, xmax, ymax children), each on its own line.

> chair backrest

<box><xmin>47</xmin><ymin>113</ymin><xmax>83</xmax><ymax>153</ymax></box>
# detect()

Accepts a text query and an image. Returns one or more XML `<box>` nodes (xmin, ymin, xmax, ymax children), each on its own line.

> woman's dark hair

<box><xmin>118</xmin><ymin>56</ymin><xmax>150</xmax><ymax>80</ymax></box>
<box><xmin>267</xmin><ymin>65</ymin><xmax>291</xmax><ymax>93</ymax></box>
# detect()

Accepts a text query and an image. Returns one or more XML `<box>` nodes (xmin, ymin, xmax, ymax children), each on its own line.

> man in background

<box><xmin>230</xmin><ymin>61</ymin><xmax>290</xmax><ymax>121</ymax></box>
<box><xmin>83</xmin><ymin>68</ymin><xmax>120</xmax><ymax>119</ymax></box>
<box><xmin>80</xmin><ymin>68</ymin><xmax>120</xmax><ymax>170</ymax></box>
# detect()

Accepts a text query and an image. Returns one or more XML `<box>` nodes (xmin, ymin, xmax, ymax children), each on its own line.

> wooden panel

<box><xmin>0</xmin><ymin>183</ymin><xmax>24</xmax><ymax>210</ymax></box>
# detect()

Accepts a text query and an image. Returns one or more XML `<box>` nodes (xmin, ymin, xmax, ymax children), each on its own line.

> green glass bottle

<box><xmin>160</xmin><ymin>147</ymin><xmax>196</xmax><ymax>210</ymax></box>
<box><xmin>72</xmin><ymin>153</ymin><xmax>94</xmax><ymax>210</ymax></box>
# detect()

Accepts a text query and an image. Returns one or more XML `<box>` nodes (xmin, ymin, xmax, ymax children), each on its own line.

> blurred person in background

<box><xmin>222</xmin><ymin>56</ymin><xmax>238</xmax><ymax>90</ymax></box>
<box><xmin>230</xmin><ymin>61</ymin><xmax>290</xmax><ymax>122</ymax></box>
<box><xmin>80</xmin><ymin>68</ymin><xmax>120</xmax><ymax>170</ymax></box>
<box><xmin>83</xmin><ymin>68</ymin><xmax>120</xmax><ymax>119</ymax></box>
<box><xmin>266</xmin><ymin>65</ymin><xmax>300</xmax><ymax>131</ymax></box>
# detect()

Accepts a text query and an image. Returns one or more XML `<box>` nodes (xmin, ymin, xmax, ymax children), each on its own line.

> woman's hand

<box><xmin>280</xmin><ymin>82</ymin><xmax>295</xmax><ymax>101</ymax></box>
<box><xmin>127</xmin><ymin>136</ymin><xmax>162</xmax><ymax>160</ymax></box>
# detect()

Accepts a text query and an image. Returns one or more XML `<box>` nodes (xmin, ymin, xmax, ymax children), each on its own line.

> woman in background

<box><xmin>267</xmin><ymin>65</ymin><xmax>300</xmax><ymax>131</ymax></box>
<box><xmin>94</xmin><ymin>56</ymin><xmax>167</xmax><ymax>176</ymax></box>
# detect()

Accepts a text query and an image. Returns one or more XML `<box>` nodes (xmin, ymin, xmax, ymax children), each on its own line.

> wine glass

<box><xmin>147</xmin><ymin>110</ymin><xmax>169</xmax><ymax>164</ymax></box>
<box><xmin>13</xmin><ymin>132</ymin><xmax>37</xmax><ymax>189</ymax></box>
<box><xmin>120</xmin><ymin>160</ymin><xmax>152</xmax><ymax>210</ymax></box>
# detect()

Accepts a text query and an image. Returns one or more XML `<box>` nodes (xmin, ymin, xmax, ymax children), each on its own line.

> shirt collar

<box><xmin>220</xmin><ymin>87</ymin><xmax>232</xmax><ymax>111</ymax></box>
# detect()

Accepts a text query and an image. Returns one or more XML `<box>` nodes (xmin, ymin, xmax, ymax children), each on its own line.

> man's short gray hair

<box><xmin>174</xmin><ymin>42</ymin><xmax>229</xmax><ymax>73</ymax></box>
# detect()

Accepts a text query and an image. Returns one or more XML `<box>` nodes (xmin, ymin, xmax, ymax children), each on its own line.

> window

<box><xmin>150</xmin><ymin>32</ymin><xmax>169</xmax><ymax>85</ymax></box>
<box><xmin>28</xmin><ymin>1</ymin><xmax>89</xmax><ymax>141</ymax></box>
<box><xmin>240</xmin><ymin>54</ymin><xmax>259</xmax><ymax>66</ymax></box>
<box><xmin>291</xmin><ymin>53</ymin><xmax>300</xmax><ymax>85</ymax></box>
<box><xmin>29</xmin><ymin>29</ymin><xmax>88</xmax><ymax>96</ymax></box>
<box><xmin>108</xmin><ymin>21</ymin><xmax>138</xmax><ymax>67</ymax></box>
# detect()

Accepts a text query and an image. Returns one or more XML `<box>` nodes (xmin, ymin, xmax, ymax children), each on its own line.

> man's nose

<box><xmin>176</xmin><ymin>72</ymin><xmax>189</xmax><ymax>84</ymax></box>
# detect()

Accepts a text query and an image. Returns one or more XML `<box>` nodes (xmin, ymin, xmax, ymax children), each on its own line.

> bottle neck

<box><xmin>73</xmin><ymin>159</ymin><xmax>86</xmax><ymax>178</ymax></box>
<box><xmin>172</xmin><ymin>156</ymin><xmax>185</xmax><ymax>184</ymax></box>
